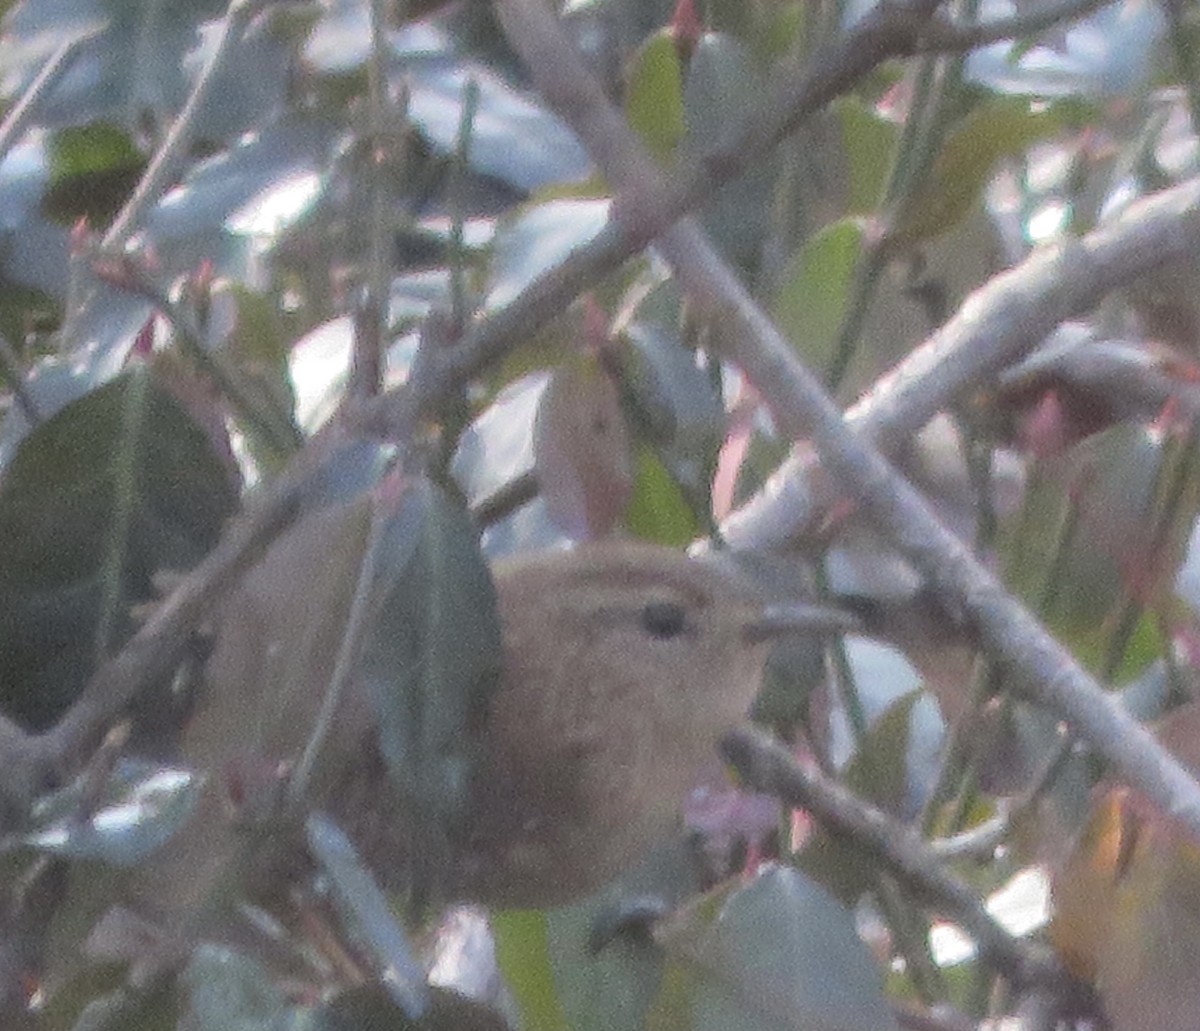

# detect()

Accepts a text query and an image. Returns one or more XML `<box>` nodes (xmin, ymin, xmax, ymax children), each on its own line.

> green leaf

<box><xmin>683</xmin><ymin>33</ymin><xmax>760</xmax><ymax>151</ymax></box>
<box><xmin>0</xmin><ymin>366</ymin><xmax>236</xmax><ymax>730</ymax></box>
<box><xmin>491</xmin><ymin>909</ymin><xmax>572</xmax><ymax>1031</ymax></box>
<box><xmin>360</xmin><ymin>479</ymin><xmax>503</xmax><ymax>898</ymax></box>
<box><xmin>887</xmin><ymin>98</ymin><xmax>1057</xmax><ymax>252</ymax></box>
<box><xmin>798</xmin><ymin>690</ymin><xmax>928</xmax><ymax>904</ymax></box>
<box><xmin>773</xmin><ymin>218</ymin><xmax>865</xmax><ymax>374</ymax></box>
<box><xmin>841</xmin><ymin>690</ymin><xmax>924</xmax><ymax>815</ymax></box>
<box><xmin>625</xmin><ymin>30</ymin><xmax>687</xmax><ymax>164</ymax></box>
<box><xmin>664</xmin><ymin>867</ymin><xmax>899</xmax><ymax>1031</ymax></box>
<box><xmin>623</xmin><ymin>446</ymin><xmax>700</xmax><ymax>546</ymax></box>
<box><xmin>48</xmin><ymin>122</ymin><xmax>142</xmax><ymax>182</ymax></box>
<box><xmin>43</xmin><ymin>122</ymin><xmax>146</xmax><ymax>226</ymax></box>
<box><xmin>541</xmin><ymin>839</ymin><xmax>701</xmax><ymax>1031</ymax></box>
<box><xmin>621</xmin><ymin>311</ymin><xmax>725</xmax><ymax>494</ymax></box>
<box><xmin>836</xmin><ymin>98</ymin><xmax>898</xmax><ymax>215</ymax></box>
<box><xmin>682</xmin><ymin>33</ymin><xmax>772</xmax><ymax>266</ymax></box>
<box><xmin>1001</xmin><ymin>422</ymin><xmax>1200</xmax><ymax>677</ymax></box>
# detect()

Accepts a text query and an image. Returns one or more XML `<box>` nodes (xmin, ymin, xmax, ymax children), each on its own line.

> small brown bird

<box><xmin>128</xmin><ymin>527</ymin><xmax>854</xmax><ymax>952</ymax></box>
<box><xmin>454</xmin><ymin>541</ymin><xmax>853</xmax><ymax>905</ymax></box>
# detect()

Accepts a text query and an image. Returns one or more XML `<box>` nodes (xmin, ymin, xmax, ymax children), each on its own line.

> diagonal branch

<box><xmin>357</xmin><ymin>0</ymin><xmax>1053</xmax><ymax>439</ymax></box>
<box><xmin>0</xmin><ymin>0</ymin><xmax>1169</xmax><ymax>829</ymax></box>
<box><xmin>492</xmin><ymin>0</ymin><xmax>1200</xmax><ymax>840</ymax></box>
<box><xmin>720</xmin><ymin>727</ymin><xmax>1070</xmax><ymax>990</ymax></box>
<box><xmin>102</xmin><ymin>0</ymin><xmax>273</xmax><ymax>251</ymax></box>
<box><xmin>721</xmin><ymin>176</ymin><xmax>1200</xmax><ymax>550</ymax></box>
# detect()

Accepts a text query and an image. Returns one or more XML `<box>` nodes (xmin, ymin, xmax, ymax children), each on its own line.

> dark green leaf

<box><xmin>0</xmin><ymin>365</ymin><xmax>236</xmax><ymax>729</ymax></box>
<box><xmin>361</xmin><ymin>478</ymin><xmax>503</xmax><ymax>897</ymax></box>
<box><xmin>319</xmin><ymin>983</ymin><xmax>508</xmax><ymax>1031</ymax></box>
<box><xmin>682</xmin><ymin>32</ymin><xmax>772</xmax><ymax>267</ymax></box>
<box><xmin>621</xmin><ymin>312</ymin><xmax>725</xmax><ymax>484</ymax></box>
<box><xmin>43</xmin><ymin>122</ymin><xmax>145</xmax><ymax>227</ymax></box>
<box><xmin>47</xmin><ymin>122</ymin><xmax>140</xmax><ymax>180</ymax></box>
<box><xmin>540</xmin><ymin>839</ymin><xmax>700</xmax><ymax>1031</ymax></box>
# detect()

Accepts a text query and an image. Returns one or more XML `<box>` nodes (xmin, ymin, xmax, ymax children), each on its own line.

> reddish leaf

<box><xmin>534</xmin><ymin>354</ymin><xmax>633</xmax><ymax>541</ymax></box>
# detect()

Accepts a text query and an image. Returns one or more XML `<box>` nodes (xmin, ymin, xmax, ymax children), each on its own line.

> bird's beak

<box><xmin>742</xmin><ymin>603</ymin><xmax>861</xmax><ymax>643</ymax></box>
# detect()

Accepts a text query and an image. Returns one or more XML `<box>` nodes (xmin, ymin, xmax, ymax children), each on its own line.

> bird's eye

<box><xmin>639</xmin><ymin>600</ymin><xmax>690</xmax><ymax>640</ymax></box>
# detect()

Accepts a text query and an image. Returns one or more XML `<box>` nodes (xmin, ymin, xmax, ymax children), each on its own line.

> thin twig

<box><xmin>347</xmin><ymin>0</ymin><xmax>394</xmax><ymax>402</ymax></box>
<box><xmin>362</xmin><ymin>0</ymin><xmax>1137</xmax><ymax>466</ymax></box>
<box><xmin>918</xmin><ymin>0</ymin><xmax>1114</xmax><ymax>51</ymax></box>
<box><xmin>690</xmin><ymin>199</ymin><xmax>1200</xmax><ymax>839</ymax></box>
<box><xmin>94</xmin><ymin>262</ymin><xmax>302</xmax><ymax>460</ymax></box>
<box><xmin>927</xmin><ymin>813</ymin><xmax>1009</xmax><ymax>861</ymax></box>
<box><xmin>354</xmin><ymin>0</ymin><xmax>1027</xmax><ymax>438</ymax></box>
<box><xmin>287</xmin><ymin>495</ymin><xmax>390</xmax><ymax>809</ymax></box>
<box><xmin>469</xmin><ymin>469</ymin><xmax>539</xmax><ymax>527</ymax></box>
<box><xmin>102</xmin><ymin>0</ymin><xmax>271</xmax><ymax>250</ymax></box>
<box><xmin>713</xmin><ymin>227</ymin><xmax>1200</xmax><ymax>837</ymax></box>
<box><xmin>0</xmin><ymin>28</ymin><xmax>100</xmax><ymax>165</ymax></box>
<box><xmin>448</xmin><ymin>78</ymin><xmax>480</xmax><ymax>329</ymax></box>
<box><xmin>0</xmin><ymin>0</ymin><xmax>1164</xmax><ymax>832</ymax></box>
<box><xmin>720</xmin><ymin>728</ymin><xmax>1067</xmax><ymax>989</ymax></box>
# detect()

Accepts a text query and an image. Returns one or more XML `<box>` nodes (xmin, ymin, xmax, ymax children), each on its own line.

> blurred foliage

<box><xmin>0</xmin><ymin>0</ymin><xmax>1198</xmax><ymax>1027</ymax></box>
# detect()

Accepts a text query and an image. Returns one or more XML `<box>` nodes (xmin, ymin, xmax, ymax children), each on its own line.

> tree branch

<box><xmin>356</xmin><ymin>0</ymin><xmax>1005</xmax><ymax>438</ymax></box>
<box><xmin>721</xmin><ymin>176</ymin><xmax>1200</xmax><ymax>550</ymax></box>
<box><xmin>919</xmin><ymin>0</ymin><xmax>1115</xmax><ymax>51</ymax></box>
<box><xmin>0</xmin><ymin>27</ymin><xmax>100</xmax><ymax>166</ymax></box>
<box><xmin>492</xmin><ymin>0</ymin><xmax>1200</xmax><ymax>841</ymax></box>
<box><xmin>720</xmin><ymin>727</ymin><xmax>1069</xmax><ymax>990</ymax></box>
<box><xmin>102</xmin><ymin>0</ymin><xmax>273</xmax><ymax>251</ymax></box>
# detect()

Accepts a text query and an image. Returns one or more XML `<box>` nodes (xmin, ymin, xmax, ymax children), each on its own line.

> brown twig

<box><xmin>720</xmin><ymin>727</ymin><xmax>1068</xmax><ymax>990</ymax></box>
<box><xmin>356</xmin><ymin>0</ymin><xmax>1027</xmax><ymax>440</ymax></box>
<box><xmin>0</xmin><ymin>28</ymin><xmax>100</xmax><ymax>165</ymax></box>
<box><xmin>102</xmin><ymin>0</ymin><xmax>273</xmax><ymax>251</ymax></box>
<box><xmin>0</xmin><ymin>0</ymin><xmax>1168</xmax><ymax>840</ymax></box>
<box><xmin>470</xmin><ymin>469</ymin><xmax>539</xmax><ymax>528</ymax></box>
